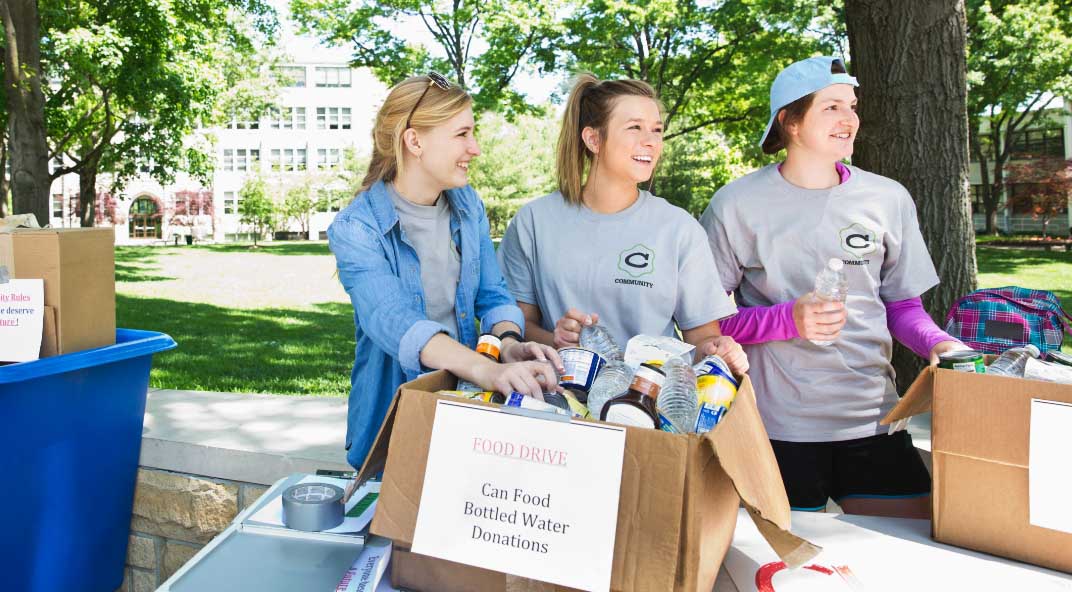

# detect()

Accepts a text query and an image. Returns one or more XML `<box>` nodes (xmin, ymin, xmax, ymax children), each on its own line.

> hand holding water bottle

<box><xmin>552</xmin><ymin>308</ymin><xmax>600</xmax><ymax>349</ymax></box>
<box><xmin>795</xmin><ymin>258</ymin><xmax>849</xmax><ymax>346</ymax></box>
<box><xmin>793</xmin><ymin>295</ymin><xmax>846</xmax><ymax>343</ymax></box>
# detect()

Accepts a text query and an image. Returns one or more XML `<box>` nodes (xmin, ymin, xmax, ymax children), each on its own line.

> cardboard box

<box><xmin>884</xmin><ymin>366</ymin><xmax>1072</xmax><ymax>573</ymax></box>
<box><xmin>0</xmin><ymin>228</ymin><xmax>115</xmax><ymax>355</ymax></box>
<box><xmin>355</xmin><ymin>371</ymin><xmax>820</xmax><ymax>592</ymax></box>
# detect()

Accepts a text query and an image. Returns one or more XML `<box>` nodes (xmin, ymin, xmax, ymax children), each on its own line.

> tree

<box><xmin>467</xmin><ymin>111</ymin><xmax>557</xmax><ymax>235</ymax></box>
<box><xmin>547</xmin><ymin>0</ymin><xmax>832</xmax><ymax>142</ymax></box>
<box><xmin>966</xmin><ymin>1</ymin><xmax>1072</xmax><ymax>234</ymax></box>
<box><xmin>39</xmin><ymin>0</ymin><xmax>279</xmax><ymax>227</ymax></box>
<box><xmin>1004</xmin><ymin>157</ymin><xmax>1072</xmax><ymax>238</ymax></box>
<box><xmin>239</xmin><ymin>176</ymin><xmax>275</xmax><ymax>247</ymax></box>
<box><xmin>844</xmin><ymin>0</ymin><xmax>977</xmax><ymax>392</ymax></box>
<box><xmin>291</xmin><ymin>0</ymin><xmax>561</xmax><ymax>115</ymax></box>
<box><xmin>1</xmin><ymin>0</ymin><xmax>50</xmax><ymax>224</ymax></box>
<box><xmin>282</xmin><ymin>184</ymin><xmax>315</xmax><ymax>237</ymax></box>
<box><xmin>652</xmin><ymin>130</ymin><xmax>754</xmax><ymax>217</ymax></box>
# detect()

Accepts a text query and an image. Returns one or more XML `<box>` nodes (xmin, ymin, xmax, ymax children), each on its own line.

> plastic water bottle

<box><xmin>586</xmin><ymin>361</ymin><xmax>633</xmax><ymax>419</ymax></box>
<box><xmin>580</xmin><ymin>324</ymin><xmax>623</xmax><ymax>362</ymax></box>
<box><xmin>986</xmin><ymin>344</ymin><xmax>1041</xmax><ymax>377</ymax></box>
<box><xmin>811</xmin><ymin>258</ymin><xmax>848</xmax><ymax>346</ymax></box>
<box><xmin>658</xmin><ymin>358</ymin><xmax>699</xmax><ymax>432</ymax></box>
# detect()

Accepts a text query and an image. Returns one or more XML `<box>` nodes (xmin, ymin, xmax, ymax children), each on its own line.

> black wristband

<box><xmin>497</xmin><ymin>330</ymin><xmax>524</xmax><ymax>344</ymax></box>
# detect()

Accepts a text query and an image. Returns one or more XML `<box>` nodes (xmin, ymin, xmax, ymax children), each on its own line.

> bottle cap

<box><xmin>827</xmin><ymin>258</ymin><xmax>844</xmax><ymax>272</ymax></box>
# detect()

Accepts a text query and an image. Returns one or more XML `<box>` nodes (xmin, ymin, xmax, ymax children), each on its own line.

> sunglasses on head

<box><xmin>405</xmin><ymin>72</ymin><xmax>452</xmax><ymax>129</ymax></box>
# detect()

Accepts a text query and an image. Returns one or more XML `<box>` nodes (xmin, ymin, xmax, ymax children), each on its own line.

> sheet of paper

<box><xmin>1030</xmin><ymin>398</ymin><xmax>1072</xmax><ymax>534</ymax></box>
<box><xmin>0</xmin><ymin>279</ymin><xmax>44</xmax><ymax>362</ymax></box>
<box><xmin>335</xmin><ymin>536</ymin><xmax>392</xmax><ymax>592</ymax></box>
<box><xmin>724</xmin><ymin>509</ymin><xmax>1072</xmax><ymax>592</ymax></box>
<box><xmin>247</xmin><ymin>476</ymin><xmax>379</xmax><ymax>534</ymax></box>
<box><xmin>410</xmin><ymin>400</ymin><xmax>626</xmax><ymax>592</ymax></box>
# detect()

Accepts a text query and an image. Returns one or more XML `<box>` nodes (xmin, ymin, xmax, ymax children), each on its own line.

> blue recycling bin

<box><xmin>0</xmin><ymin>329</ymin><xmax>177</xmax><ymax>592</ymax></box>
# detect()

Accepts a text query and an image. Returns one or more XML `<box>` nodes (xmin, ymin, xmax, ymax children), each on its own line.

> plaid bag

<box><xmin>944</xmin><ymin>286</ymin><xmax>1072</xmax><ymax>354</ymax></box>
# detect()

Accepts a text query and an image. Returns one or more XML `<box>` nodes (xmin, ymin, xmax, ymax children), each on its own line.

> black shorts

<box><xmin>769</xmin><ymin>431</ymin><xmax>931</xmax><ymax>511</ymax></box>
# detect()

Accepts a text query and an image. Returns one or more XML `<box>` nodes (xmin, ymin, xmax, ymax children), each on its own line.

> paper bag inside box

<box><xmin>356</xmin><ymin>370</ymin><xmax>819</xmax><ymax>592</ymax></box>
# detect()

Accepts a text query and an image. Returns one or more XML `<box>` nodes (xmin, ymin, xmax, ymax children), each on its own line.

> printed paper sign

<box><xmin>336</xmin><ymin>537</ymin><xmax>392</xmax><ymax>592</ymax></box>
<box><xmin>1030</xmin><ymin>398</ymin><xmax>1072</xmax><ymax>534</ymax></box>
<box><xmin>410</xmin><ymin>400</ymin><xmax>626</xmax><ymax>592</ymax></box>
<box><xmin>0</xmin><ymin>279</ymin><xmax>44</xmax><ymax>362</ymax></box>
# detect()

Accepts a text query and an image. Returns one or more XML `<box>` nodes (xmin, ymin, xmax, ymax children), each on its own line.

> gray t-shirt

<box><xmin>388</xmin><ymin>184</ymin><xmax>461</xmax><ymax>339</ymax></box>
<box><xmin>498</xmin><ymin>190</ymin><xmax>737</xmax><ymax>349</ymax></box>
<box><xmin>699</xmin><ymin>164</ymin><xmax>939</xmax><ymax>442</ymax></box>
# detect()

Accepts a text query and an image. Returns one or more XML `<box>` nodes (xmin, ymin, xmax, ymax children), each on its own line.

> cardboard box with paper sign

<box><xmin>0</xmin><ymin>227</ymin><xmax>115</xmax><ymax>358</ymax></box>
<box><xmin>354</xmin><ymin>370</ymin><xmax>819</xmax><ymax>592</ymax></box>
<box><xmin>883</xmin><ymin>365</ymin><xmax>1072</xmax><ymax>573</ymax></box>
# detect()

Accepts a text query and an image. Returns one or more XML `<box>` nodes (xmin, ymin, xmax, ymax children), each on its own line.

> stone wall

<box><xmin>116</xmin><ymin>468</ymin><xmax>268</xmax><ymax>592</ymax></box>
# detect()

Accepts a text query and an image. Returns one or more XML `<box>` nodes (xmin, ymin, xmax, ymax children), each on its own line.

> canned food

<box><xmin>694</xmin><ymin>355</ymin><xmax>739</xmax><ymax>388</ymax></box>
<box><xmin>557</xmin><ymin>347</ymin><xmax>606</xmax><ymax>392</ymax></box>
<box><xmin>694</xmin><ymin>372</ymin><xmax>738</xmax><ymax>433</ymax></box>
<box><xmin>938</xmin><ymin>349</ymin><xmax>985</xmax><ymax>373</ymax></box>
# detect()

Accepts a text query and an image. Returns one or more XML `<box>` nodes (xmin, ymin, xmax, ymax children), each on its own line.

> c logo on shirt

<box><xmin>839</xmin><ymin>223</ymin><xmax>878</xmax><ymax>258</ymax></box>
<box><xmin>617</xmin><ymin>244</ymin><xmax>655</xmax><ymax>277</ymax></box>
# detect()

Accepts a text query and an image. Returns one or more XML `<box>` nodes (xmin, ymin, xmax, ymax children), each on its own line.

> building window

<box><xmin>270</xmin><ymin>148</ymin><xmax>307</xmax><ymax>172</ymax></box>
<box><xmin>228</xmin><ymin>111</ymin><xmax>261</xmax><ymax>130</ymax></box>
<box><xmin>223</xmin><ymin>191</ymin><xmax>238</xmax><ymax>214</ymax></box>
<box><xmin>276</xmin><ymin>66</ymin><xmax>306</xmax><ymax>88</ymax></box>
<box><xmin>50</xmin><ymin>156</ymin><xmax>64</xmax><ymax>175</ymax></box>
<box><xmin>316</xmin><ymin>107</ymin><xmax>352</xmax><ymax>130</ymax></box>
<box><xmin>269</xmin><ymin>107</ymin><xmax>306</xmax><ymax>130</ymax></box>
<box><xmin>1011</xmin><ymin>127</ymin><xmax>1065</xmax><ymax>158</ymax></box>
<box><xmin>315</xmin><ymin>66</ymin><xmax>351</xmax><ymax>88</ymax></box>
<box><xmin>317</xmin><ymin>148</ymin><xmax>341</xmax><ymax>170</ymax></box>
<box><xmin>52</xmin><ymin>194</ymin><xmax>64</xmax><ymax>218</ymax></box>
<box><xmin>221</xmin><ymin>148</ymin><xmax>260</xmax><ymax>172</ymax></box>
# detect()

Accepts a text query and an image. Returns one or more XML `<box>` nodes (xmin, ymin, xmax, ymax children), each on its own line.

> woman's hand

<box><xmin>793</xmin><ymin>292</ymin><xmax>847</xmax><ymax>342</ymax></box>
<box><xmin>553</xmin><ymin>308</ymin><xmax>599</xmax><ymax>349</ymax></box>
<box><xmin>698</xmin><ymin>335</ymin><xmax>749</xmax><ymax>376</ymax></box>
<box><xmin>501</xmin><ymin>339</ymin><xmax>564</xmax><ymax>374</ymax></box>
<box><xmin>472</xmin><ymin>360</ymin><xmax>560</xmax><ymax>401</ymax></box>
<box><xmin>929</xmin><ymin>340</ymin><xmax>970</xmax><ymax>366</ymax></box>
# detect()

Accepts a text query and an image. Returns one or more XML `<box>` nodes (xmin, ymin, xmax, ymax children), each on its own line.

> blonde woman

<box><xmin>328</xmin><ymin>73</ymin><xmax>561</xmax><ymax>469</ymax></box>
<box><xmin>497</xmin><ymin>74</ymin><xmax>748</xmax><ymax>376</ymax></box>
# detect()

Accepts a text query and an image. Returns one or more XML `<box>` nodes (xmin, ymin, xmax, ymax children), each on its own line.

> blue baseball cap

<box><xmin>759</xmin><ymin>56</ymin><xmax>858</xmax><ymax>148</ymax></box>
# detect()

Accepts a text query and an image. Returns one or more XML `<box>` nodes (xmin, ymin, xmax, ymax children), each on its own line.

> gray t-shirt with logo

<box><xmin>498</xmin><ymin>190</ymin><xmax>737</xmax><ymax>349</ymax></box>
<box><xmin>388</xmin><ymin>184</ymin><xmax>461</xmax><ymax>339</ymax></box>
<box><xmin>699</xmin><ymin>164</ymin><xmax>939</xmax><ymax>442</ymax></box>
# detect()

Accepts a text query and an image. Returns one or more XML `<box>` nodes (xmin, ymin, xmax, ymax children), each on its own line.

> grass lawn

<box><xmin>116</xmin><ymin>242</ymin><xmax>1072</xmax><ymax>395</ymax></box>
<box><xmin>116</xmin><ymin>242</ymin><xmax>355</xmax><ymax>396</ymax></box>
<box><xmin>976</xmin><ymin>246</ymin><xmax>1072</xmax><ymax>353</ymax></box>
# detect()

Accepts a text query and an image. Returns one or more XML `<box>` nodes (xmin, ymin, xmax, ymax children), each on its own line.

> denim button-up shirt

<box><xmin>328</xmin><ymin>180</ymin><xmax>524</xmax><ymax>468</ymax></box>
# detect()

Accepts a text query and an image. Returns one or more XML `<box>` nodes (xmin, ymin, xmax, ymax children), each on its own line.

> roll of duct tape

<box><xmin>281</xmin><ymin>482</ymin><xmax>345</xmax><ymax>532</ymax></box>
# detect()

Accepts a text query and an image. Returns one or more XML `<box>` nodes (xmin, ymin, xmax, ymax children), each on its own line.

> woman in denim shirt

<box><xmin>329</xmin><ymin>74</ymin><xmax>562</xmax><ymax>469</ymax></box>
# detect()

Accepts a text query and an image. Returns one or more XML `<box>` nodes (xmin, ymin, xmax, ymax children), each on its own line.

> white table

<box><xmin>713</xmin><ymin>509</ymin><xmax>1072</xmax><ymax>591</ymax></box>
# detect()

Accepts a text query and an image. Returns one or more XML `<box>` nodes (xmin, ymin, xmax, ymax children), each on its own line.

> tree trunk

<box><xmin>78</xmin><ymin>156</ymin><xmax>99</xmax><ymax>227</ymax></box>
<box><xmin>1</xmin><ymin>0</ymin><xmax>50</xmax><ymax>225</ymax></box>
<box><xmin>845</xmin><ymin>0</ymin><xmax>977</xmax><ymax>394</ymax></box>
<box><xmin>0</xmin><ymin>137</ymin><xmax>9</xmax><ymax>218</ymax></box>
<box><xmin>985</xmin><ymin>201</ymin><xmax>998</xmax><ymax>234</ymax></box>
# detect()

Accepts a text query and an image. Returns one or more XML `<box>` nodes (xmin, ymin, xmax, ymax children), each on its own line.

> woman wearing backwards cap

<box><xmin>699</xmin><ymin>56</ymin><xmax>965</xmax><ymax>518</ymax></box>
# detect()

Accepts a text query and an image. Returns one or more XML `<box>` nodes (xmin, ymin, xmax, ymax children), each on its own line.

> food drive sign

<box><xmin>410</xmin><ymin>400</ymin><xmax>626</xmax><ymax>592</ymax></box>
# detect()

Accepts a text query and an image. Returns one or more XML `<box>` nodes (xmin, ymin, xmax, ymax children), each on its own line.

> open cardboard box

<box><xmin>355</xmin><ymin>370</ymin><xmax>820</xmax><ymax>592</ymax></box>
<box><xmin>883</xmin><ymin>364</ymin><xmax>1072</xmax><ymax>573</ymax></box>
